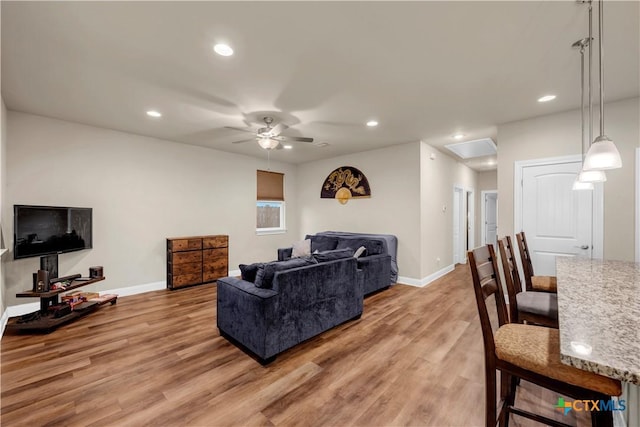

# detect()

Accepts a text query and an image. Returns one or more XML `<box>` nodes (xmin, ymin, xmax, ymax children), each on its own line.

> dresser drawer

<box><xmin>203</xmin><ymin>256</ymin><xmax>227</xmax><ymax>273</ymax></box>
<box><xmin>203</xmin><ymin>269</ymin><xmax>227</xmax><ymax>283</ymax></box>
<box><xmin>171</xmin><ymin>262</ymin><xmax>201</xmax><ymax>275</ymax></box>
<box><xmin>169</xmin><ymin>273</ymin><xmax>203</xmax><ymax>288</ymax></box>
<box><xmin>171</xmin><ymin>251</ymin><xmax>203</xmax><ymax>264</ymax></box>
<box><xmin>169</xmin><ymin>238</ymin><xmax>202</xmax><ymax>252</ymax></box>
<box><xmin>203</xmin><ymin>247</ymin><xmax>228</xmax><ymax>263</ymax></box>
<box><xmin>203</xmin><ymin>236</ymin><xmax>228</xmax><ymax>249</ymax></box>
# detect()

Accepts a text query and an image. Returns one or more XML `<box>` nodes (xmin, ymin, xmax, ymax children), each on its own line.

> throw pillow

<box><xmin>306</xmin><ymin>235</ymin><xmax>339</xmax><ymax>252</ymax></box>
<box><xmin>353</xmin><ymin>246</ymin><xmax>368</xmax><ymax>259</ymax></box>
<box><xmin>254</xmin><ymin>265</ymin><xmax>267</xmax><ymax>288</ymax></box>
<box><xmin>313</xmin><ymin>248</ymin><xmax>355</xmax><ymax>263</ymax></box>
<box><xmin>291</xmin><ymin>239</ymin><xmax>311</xmax><ymax>258</ymax></box>
<box><xmin>239</xmin><ymin>263</ymin><xmax>263</xmax><ymax>283</ymax></box>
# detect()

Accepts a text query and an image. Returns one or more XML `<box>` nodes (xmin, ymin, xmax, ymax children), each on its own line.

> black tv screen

<box><xmin>14</xmin><ymin>205</ymin><xmax>93</xmax><ymax>259</ymax></box>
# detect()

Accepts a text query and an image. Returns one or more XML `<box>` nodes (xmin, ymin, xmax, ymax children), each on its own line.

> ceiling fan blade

<box><xmin>270</xmin><ymin>122</ymin><xmax>288</xmax><ymax>136</ymax></box>
<box><xmin>281</xmin><ymin>136</ymin><xmax>314</xmax><ymax>143</ymax></box>
<box><xmin>231</xmin><ymin>139</ymin><xmax>255</xmax><ymax>144</ymax></box>
<box><xmin>224</xmin><ymin>126</ymin><xmax>255</xmax><ymax>134</ymax></box>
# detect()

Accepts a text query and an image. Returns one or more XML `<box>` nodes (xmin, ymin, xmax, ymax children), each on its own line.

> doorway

<box><xmin>515</xmin><ymin>155</ymin><xmax>603</xmax><ymax>276</ymax></box>
<box><xmin>481</xmin><ymin>190</ymin><xmax>498</xmax><ymax>247</ymax></box>
<box><xmin>453</xmin><ymin>186</ymin><xmax>474</xmax><ymax>264</ymax></box>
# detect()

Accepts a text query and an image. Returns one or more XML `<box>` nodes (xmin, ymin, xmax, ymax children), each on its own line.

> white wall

<box><xmin>296</xmin><ymin>142</ymin><xmax>422</xmax><ymax>280</ymax></box>
<box><xmin>1</xmin><ymin>98</ymin><xmax>7</xmax><ymax>316</ymax></box>
<box><xmin>420</xmin><ymin>143</ymin><xmax>477</xmax><ymax>277</ymax></box>
<box><xmin>498</xmin><ymin>97</ymin><xmax>640</xmax><ymax>261</ymax></box>
<box><xmin>5</xmin><ymin>112</ymin><xmax>300</xmax><ymax>306</ymax></box>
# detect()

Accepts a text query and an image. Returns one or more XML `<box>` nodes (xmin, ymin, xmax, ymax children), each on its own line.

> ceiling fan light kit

<box><xmin>258</xmin><ymin>137</ymin><xmax>280</xmax><ymax>150</ymax></box>
<box><xmin>226</xmin><ymin>116</ymin><xmax>314</xmax><ymax>151</ymax></box>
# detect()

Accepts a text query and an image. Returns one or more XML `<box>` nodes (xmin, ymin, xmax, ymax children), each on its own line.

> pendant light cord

<box><xmin>580</xmin><ymin>44</ymin><xmax>586</xmax><ymax>157</ymax></box>
<box><xmin>598</xmin><ymin>0</ymin><xmax>605</xmax><ymax>135</ymax></box>
<box><xmin>588</xmin><ymin>1</ymin><xmax>593</xmax><ymax>145</ymax></box>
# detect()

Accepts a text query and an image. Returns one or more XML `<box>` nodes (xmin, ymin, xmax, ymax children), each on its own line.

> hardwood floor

<box><xmin>1</xmin><ymin>264</ymin><xmax>590</xmax><ymax>426</ymax></box>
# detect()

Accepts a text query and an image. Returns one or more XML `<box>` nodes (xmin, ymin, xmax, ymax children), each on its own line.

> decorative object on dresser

<box><xmin>166</xmin><ymin>235</ymin><xmax>228</xmax><ymax>290</ymax></box>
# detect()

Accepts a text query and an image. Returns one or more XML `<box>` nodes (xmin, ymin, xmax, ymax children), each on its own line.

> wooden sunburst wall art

<box><xmin>320</xmin><ymin>166</ymin><xmax>371</xmax><ymax>204</ymax></box>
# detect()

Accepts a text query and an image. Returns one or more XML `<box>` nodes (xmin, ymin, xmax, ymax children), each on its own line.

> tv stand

<box><xmin>6</xmin><ymin>276</ymin><xmax>117</xmax><ymax>333</ymax></box>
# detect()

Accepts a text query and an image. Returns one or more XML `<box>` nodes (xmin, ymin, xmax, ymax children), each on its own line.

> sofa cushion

<box><xmin>313</xmin><ymin>248</ymin><xmax>355</xmax><ymax>263</ymax></box>
<box><xmin>336</xmin><ymin>238</ymin><xmax>384</xmax><ymax>255</ymax></box>
<box><xmin>306</xmin><ymin>235</ymin><xmax>339</xmax><ymax>252</ymax></box>
<box><xmin>291</xmin><ymin>239</ymin><xmax>311</xmax><ymax>258</ymax></box>
<box><xmin>254</xmin><ymin>257</ymin><xmax>317</xmax><ymax>289</ymax></box>
<box><xmin>239</xmin><ymin>263</ymin><xmax>264</xmax><ymax>283</ymax></box>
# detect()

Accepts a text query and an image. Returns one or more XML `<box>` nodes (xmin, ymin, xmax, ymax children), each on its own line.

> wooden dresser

<box><xmin>166</xmin><ymin>235</ymin><xmax>229</xmax><ymax>289</ymax></box>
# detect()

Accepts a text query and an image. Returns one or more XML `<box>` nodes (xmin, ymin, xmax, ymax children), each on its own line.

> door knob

<box><xmin>574</xmin><ymin>245</ymin><xmax>590</xmax><ymax>250</ymax></box>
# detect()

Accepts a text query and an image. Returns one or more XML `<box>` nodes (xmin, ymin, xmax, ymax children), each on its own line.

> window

<box><xmin>256</xmin><ymin>170</ymin><xmax>285</xmax><ymax>234</ymax></box>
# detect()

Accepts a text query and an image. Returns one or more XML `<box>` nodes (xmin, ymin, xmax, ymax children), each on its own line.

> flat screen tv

<box><xmin>13</xmin><ymin>205</ymin><xmax>93</xmax><ymax>260</ymax></box>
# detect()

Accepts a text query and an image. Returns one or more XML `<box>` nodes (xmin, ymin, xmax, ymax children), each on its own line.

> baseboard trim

<box><xmin>104</xmin><ymin>281</ymin><xmax>165</xmax><ymax>297</ymax></box>
<box><xmin>6</xmin><ymin>302</ymin><xmax>41</xmax><ymax>318</ymax></box>
<box><xmin>0</xmin><ymin>309</ymin><xmax>9</xmax><ymax>336</ymax></box>
<box><xmin>228</xmin><ymin>269</ymin><xmax>241</xmax><ymax>277</ymax></box>
<box><xmin>397</xmin><ymin>264</ymin><xmax>455</xmax><ymax>288</ymax></box>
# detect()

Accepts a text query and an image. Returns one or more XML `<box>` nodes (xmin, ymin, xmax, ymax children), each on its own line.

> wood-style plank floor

<box><xmin>1</xmin><ymin>265</ymin><xmax>589</xmax><ymax>426</ymax></box>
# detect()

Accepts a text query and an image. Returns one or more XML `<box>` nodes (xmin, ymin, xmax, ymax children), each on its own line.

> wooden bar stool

<box><xmin>497</xmin><ymin>236</ymin><xmax>558</xmax><ymax>328</ymax></box>
<box><xmin>468</xmin><ymin>244</ymin><xmax>620</xmax><ymax>427</ymax></box>
<box><xmin>515</xmin><ymin>232</ymin><xmax>557</xmax><ymax>293</ymax></box>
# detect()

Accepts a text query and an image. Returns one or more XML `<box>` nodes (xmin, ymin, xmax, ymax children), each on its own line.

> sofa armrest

<box><xmin>357</xmin><ymin>253</ymin><xmax>390</xmax><ymax>269</ymax></box>
<box><xmin>357</xmin><ymin>254</ymin><xmax>393</xmax><ymax>293</ymax></box>
<box><xmin>216</xmin><ymin>276</ymin><xmax>279</xmax><ymax>359</ymax></box>
<box><xmin>217</xmin><ymin>276</ymin><xmax>278</xmax><ymax>299</ymax></box>
<box><xmin>278</xmin><ymin>247</ymin><xmax>293</xmax><ymax>261</ymax></box>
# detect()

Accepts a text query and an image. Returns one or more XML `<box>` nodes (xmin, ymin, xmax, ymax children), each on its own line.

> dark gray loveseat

<box><xmin>217</xmin><ymin>257</ymin><xmax>363</xmax><ymax>364</ymax></box>
<box><xmin>278</xmin><ymin>232</ymin><xmax>395</xmax><ymax>295</ymax></box>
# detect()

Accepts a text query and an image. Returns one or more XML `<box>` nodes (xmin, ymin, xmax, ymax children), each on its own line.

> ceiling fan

<box><xmin>225</xmin><ymin>116</ymin><xmax>314</xmax><ymax>150</ymax></box>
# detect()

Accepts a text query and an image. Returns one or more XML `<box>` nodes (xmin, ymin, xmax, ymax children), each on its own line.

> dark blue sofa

<box><xmin>278</xmin><ymin>232</ymin><xmax>394</xmax><ymax>295</ymax></box>
<box><xmin>217</xmin><ymin>257</ymin><xmax>363</xmax><ymax>364</ymax></box>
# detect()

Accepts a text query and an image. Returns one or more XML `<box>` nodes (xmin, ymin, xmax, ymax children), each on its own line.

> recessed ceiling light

<box><xmin>213</xmin><ymin>43</ymin><xmax>234</xmax><ymax>57</ymax></box>
<box><xmin>366</xmin><ymin>120</ymin><xmax>378</xmax><ymax>127</ymax></box>
<box><xmin>537</xmin><ymin>95</ymin><xmax>556</xmax><ymax>103</ymax></box>
<box><xmin>146</xmin><ymin>110</ymin><xmax>162</xmax><ymax>118</ymax></box>
<box><xmin>453</xmin><ymin>133</ymin><xmax>465</xmax><ymax>140</ymax></box>
<box><xmin>283</xmin><ymin>145</ymin><xmax>293</xmax><ymax>150</ymax></box>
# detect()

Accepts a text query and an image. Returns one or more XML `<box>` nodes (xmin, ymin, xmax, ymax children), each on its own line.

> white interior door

<box><xmin>521</xmin><ymin>161</ymin><xmax>592</xmax><ymax>276</ymax></box>
<box><xmin>484</xmin><ymin>192</ymin><xmax>498</xmax><ymax>247</ymax></box>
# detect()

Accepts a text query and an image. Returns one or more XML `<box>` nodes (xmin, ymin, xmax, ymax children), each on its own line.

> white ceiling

<box><xmin>2</xmin><ymin>1</ymin><xmax>639</xmax><ymax>170</ymax></box>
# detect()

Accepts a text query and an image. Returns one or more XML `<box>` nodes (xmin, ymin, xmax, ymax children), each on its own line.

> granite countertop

<box><xmin>556</xmin><ymin>257</ymin><xmax>640</xmax><ymax>385</ymax></box>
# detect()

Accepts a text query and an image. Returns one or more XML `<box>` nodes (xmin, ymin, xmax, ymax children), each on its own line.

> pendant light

<box><xmin>583</xmin><ymin>0</ymin><xmax>622</xmax><ymax>171</ymax></box>
<box><xmin>577</xmin><ymin>1</ymin><xmax>606</xmax><ymax>185</ymax></box>
<box><xmin>572</xmin><ymin>38</ymin><xmax>594</xmax><ymax>191</ymax></box>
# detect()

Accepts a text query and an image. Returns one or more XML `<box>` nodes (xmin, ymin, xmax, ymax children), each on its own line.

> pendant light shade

<box><xmin>583</xmin><ymin>135</ymin><xmax>622</xmax><ymax>170</ymax></box>
<box><xmin>572</xmin><ymin>180</ymin><xmax>595</xmax><ymax>191</ymax></box>
<box><xmin>578</xmin><ymin>168</ymin><xmax>607</xmax><ymax>183</ymax></box>
<box><xmin>586</xmin><ymin>0</ymin><xmax>622</xmax><ymax>171</ymax></box>
<box><xmin>258</xmin><ymin>137</ymin><xmax>279</xmax><ymax>150</ymax></box>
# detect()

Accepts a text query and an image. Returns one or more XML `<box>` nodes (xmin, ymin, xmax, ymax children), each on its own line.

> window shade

<box><xmin>257</xmin><ymin>170</ymin><xmax>284</xmax><ymax>201</ymax></box>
